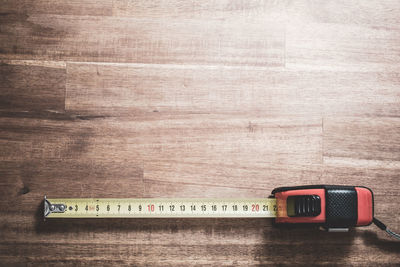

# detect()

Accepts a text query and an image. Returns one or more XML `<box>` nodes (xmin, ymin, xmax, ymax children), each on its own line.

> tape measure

<box><xmin>44</xmin><ymin>197</ymin><xmax>277</xmax><ymax>218</ymax></box>
<box><xmin>43</xmin><ymin>185</ymin><xmax>400</xmax><ymax>240</ymax></box>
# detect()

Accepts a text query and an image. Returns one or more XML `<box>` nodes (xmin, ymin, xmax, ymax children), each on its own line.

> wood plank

<box><xmin>0</xmin><ymin>0</ymin><xmax>112</xmax><ymax>16</ymax></box>
<box><xmin>0</xmin><ymin>114</ymin><xmax>322</xmax><ymax>190</ymax></box>
<box><xmin>0</xmin><ymin>14</ymin><xmax>284</xmax><ymax>65</ymax></box>
<box><xmin>0</xmin><ymin>62</ymin><xmax>66</xmax><ymax>112</ymax></box>
<box><xmin>66</xmin><ymin>63</ymin><xmax>400</xmax><ymax>117</ymax></box>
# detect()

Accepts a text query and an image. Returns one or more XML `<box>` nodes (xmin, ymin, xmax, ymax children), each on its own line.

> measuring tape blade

<box><xmin>44</xmin><ymin>198</ymin><xmax>277</xmax><ymax>218</ymax></box>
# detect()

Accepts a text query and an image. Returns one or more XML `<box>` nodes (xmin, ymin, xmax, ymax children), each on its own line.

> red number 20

<box><xmin>252</xmin><ymin>204</ymin><xmax>259</xmax><ymax>212</ymax></box>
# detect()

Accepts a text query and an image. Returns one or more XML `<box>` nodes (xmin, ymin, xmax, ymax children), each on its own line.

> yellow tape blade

<box><xmin>45</xmin><ymin>198</ymin><xmax>277</xmax><ymax>218</ymax></box>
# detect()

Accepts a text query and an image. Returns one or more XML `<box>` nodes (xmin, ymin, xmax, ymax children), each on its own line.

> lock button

<box><xmin>287</xmin><ymin>195</ymin><xmax>321</xmax><ymax>217</ymax></box>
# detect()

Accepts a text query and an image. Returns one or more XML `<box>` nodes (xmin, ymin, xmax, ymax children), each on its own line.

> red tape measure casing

<box><xmin>271</xmin><ymin>185</ymin><xmax>373</xmax><ymax>229</ymax></box>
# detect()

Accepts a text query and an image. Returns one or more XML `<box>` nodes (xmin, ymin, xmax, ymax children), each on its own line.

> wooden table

<box><xmin>1</xmin><ymin>1</ymin><xmax>399</xmax><ymax>265</ymax></box>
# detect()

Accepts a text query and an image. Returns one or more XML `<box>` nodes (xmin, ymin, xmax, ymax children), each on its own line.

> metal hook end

<box><xmin>44</xmin><ymin>197</ymin><xmax>66</xmax><ymax>218</ymax></box>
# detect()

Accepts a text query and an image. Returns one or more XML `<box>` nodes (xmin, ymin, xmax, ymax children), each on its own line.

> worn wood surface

<box><xmin>1</xmin><ymin>0</ymin><xmax>400</xmax><ymax>266</ymax></box>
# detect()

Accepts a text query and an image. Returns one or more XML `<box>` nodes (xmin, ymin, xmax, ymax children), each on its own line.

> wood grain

<box><xmin>66</xmin><ymin>63</ymin><xmax>400</xmax><ymax>116</ymax></box>
<box><xmin>0</xmin><ymin>114</ymin><xmax>322</xmax><ymax>191</ymax></box>
<box><xmin>0</xmin><ymin>0</ymin><xmax>112</xmax><ymax>16</ymax></box>
<box><xmin>324</xmin><ymin>117</ymin><xmax>400</xmax><ymax>162</ymax></box>
<box><xmin>112</xmin><ymin>0</ymin><xmax>285</xmax><ymax>19</ymax></box>
<box><xmin>0</xmin><ymin>62</ymin><xmax>66</xmax><ymax>112</ymax></box>
<box><xmin>286</xmin><ymin>0</ymin><xmax>400</xmax><ymax>72</ymax></box>
<box><xmin>0</xmin><ymin>13</ymin><xmax>284</xmax><ymax>65</ymax></box>
<box><xmin>1</xmin><ymin>0</ymin><xmax>400</xmax><ymax>266</ymax></box>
